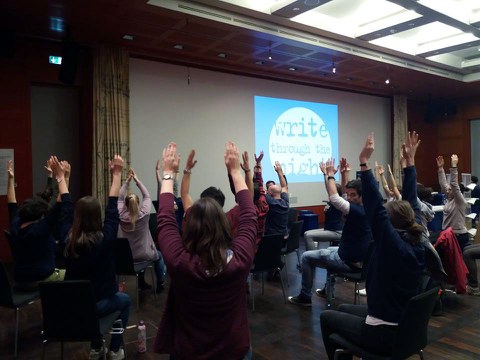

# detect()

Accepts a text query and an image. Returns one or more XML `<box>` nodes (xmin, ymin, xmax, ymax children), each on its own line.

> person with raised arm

<box><xmin>117</xmin><ymin>168</ymin><xmax>165</xmax><ymax>292</ymax></box>
<box><xmin>264</xmin><ymin>161</ymin><xmax>289</xmax><ymax>237</ymax></box>
<box><xmin>7</xmin><ymin>157</ymin><xmax>70</xmax><ymax>290</ymax></box>
<box><xmin>63</xmin><ymin>155</ymin><xmax>131</xmax><ymax>360</ymax></box>
<box><xmin>154</xmin><ymin>142</ymin><xmax>257</xmax><ymax>359</ymax></box>
<box><xmin>436</xmin><ymin>154</ymin><xmax>469</xmax><ymax>251</ymax></box>
<box><xmin>253</xmin><ymin>151</ymin><xmax>269</xmax><ymax>247</ymax></box>
<box><xmin>288</xmin><ymin>157</ymin><xmax>370</xmax><ymax>307</ymax></box>
<box><xmin>320</xmin><ymin>132</ymin><xmax>425</xmax><ymax>359</ymax></box>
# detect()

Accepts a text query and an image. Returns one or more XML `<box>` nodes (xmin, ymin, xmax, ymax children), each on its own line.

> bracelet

<box><xmin>183</xmin><ymin>169</ymin><xmax>191</xmax><ymax>174</ymax></box>
<box><xmin>327</xmin><ymin>176</ymin><xmax>335</xmax><ymax>181</ymax></box>
<box><xmin>244</xmin><ymin>169</ymin><xmax>251</xmax><ymax>173</ymax></box>
<box><xmin>56</xmin><ymin>177</ymin><xmax>64</xmax><ymax>183</ymax></box>
<box><xmin>359</xmin><ymin>163</ymin><xmax>368</xmax><ymax>167</ymax></box>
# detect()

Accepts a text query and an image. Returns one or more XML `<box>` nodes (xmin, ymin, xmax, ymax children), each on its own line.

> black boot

<box><xmin>138</xmin><ymin>271</ymin><xmax>152</xmax><ymax>290</ymax></box>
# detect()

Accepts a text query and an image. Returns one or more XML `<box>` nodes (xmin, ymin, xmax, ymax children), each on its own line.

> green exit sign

<box><xmin>49</xmin><ymin>56</ymin><xmax>62</xmax><ymax>65</ymax></box>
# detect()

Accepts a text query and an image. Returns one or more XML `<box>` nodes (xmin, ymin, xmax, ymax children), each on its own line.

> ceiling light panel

<box><xmin>218</xmin><ymin>0</ymin><xmax>276</xmax><ymax>14</ymax></box>
<box><xmin>419</xmin><ymin>0</ymin><xmax>480</xmax><ymax>24</ymax></box>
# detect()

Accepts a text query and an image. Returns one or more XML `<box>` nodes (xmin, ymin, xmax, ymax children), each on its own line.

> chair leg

<box><xmin>295</xmin><ymin>249</ymin><xmax>301</xmax><ymax>271</ymax></box>
<box><xmin>249</xmin><ymin>274</ymin><xmax>255</xmax><ymax>312</ymax></box>
<box><xmin>277</xmin><ymin>268</ymin><xmax>287</xmax><ymax>304</ymax></box>
<box><xmin>354</xmin><ymin>282</ymin><xmax>358</xmax><ymax>305</ymax></box>
<box><xmin>150</xmin><ymin>266</ymin><xmax>157</xmax><ymax>300</ymax></box>
<box><xmin>283</xmin><ymin>254</ymin><xmax>289</xmax><ymax>287</ymax></box>
<box><xmin>334</xmin><ymin>348</ymin><xmax>350</xmax><ymax>360</ymax></box>
<box><xmin>60</xmin><ymin>341</ymin><xmax>64</xmax><ymax>360</ymax></box>
<box><xmin>14</xmin><ymin>307</ymin><xmax>19</xmax><ymax>358</ymax></box>
<box><xmin>261</xmin><ymin>272</ymin><xmax>265</xmax><ymax>295</ymax></box>
<box><xmin>41</xmin><ymin>340</ymin><xmax>47</xmax><ymax>360</ymax></box>
<box><xmin>326</xmin><ymin>274</ymin><xmax>334</xmax><ymax>307</ymax></box>
<box><xmin>136</xmin><ymin>274</ymin><xmax>140</xmax><ymax>311</ymax></box>
<box><xmin>419</xmin><ymin>349</ymin><xmax>425</xmax><ymax>360</ymax></box>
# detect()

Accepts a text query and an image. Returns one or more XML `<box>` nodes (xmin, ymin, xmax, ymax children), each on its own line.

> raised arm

<box><xmin>387</xmin><ymin>164</ymin><xmax>401</xmax><ymax>200</ymax></box>
<box><xmin>109</xmin><ymin>155</ymin><xmax>124</xmax><ymax>197</ymax></box>
<box><xmin>400</xmin><ymin>131</ymin><xmax>421</xmax><ymax>223</ymax></box>
<box><xmin>325</xmin><ymin>158</ymin><xmax>350</xmax><ymax>215</ymax></box>
<box><xmin>436</xmin><ymin>155</ymin><xmax>449</xmax><ymax>194</ymax></box>
<box><xmin>340</xmin><ymin>157</ymin><xmax>350</xmax><ymax>193</ymax></box>
<box><xmin>274</xmin><ymin>161</ymin><xmax>288</xmax><ymax>193</ymax></box>
<box><xmin>378</xmin><ymin>164</ymin><xmax>392</xmax><ymax>197</ymax></box>
<box><xmin>180</xmin><ymin>149</ymin><xmax>197</xmax><ymax>211</ymax></box>
<box><xmin>450</xmin><ymin>155</ymin><xmax>467</xmax><ymax>206</ymax></box>
<box><xmin>254</xmin><ymin>151</ymin><xmax>266</xmax><ymax>193</ymax></box>
<box><xmin>50</xmin><ymin>156</ymin><xmax>69</xmax><ymax>197</ymax></box>
<box><xmin>241</xmin><ymin>151</ymin><xmax>254</xmax><ymax>199</ymax></box>
<box><xmin>131</xmin><ymin>169</ymin><xmax>152</xmax><ymax>216</ymax></box>
<box><xmin>7</xmin><ymin>160</ymin><xmax>16</xmax><ymax>204</ymax></box>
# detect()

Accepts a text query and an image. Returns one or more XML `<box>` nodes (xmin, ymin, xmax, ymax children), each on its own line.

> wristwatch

<box><xmin>163</xmin><ymin>174</ymin><xmax>174</xmax><ymax>181</ymax></box>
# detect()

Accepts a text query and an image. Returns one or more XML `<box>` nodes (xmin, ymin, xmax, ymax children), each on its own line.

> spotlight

<box><xmin>385</xmin><ymin>78</ymin><xmax>390</xmax><ymax>84</ymax></box>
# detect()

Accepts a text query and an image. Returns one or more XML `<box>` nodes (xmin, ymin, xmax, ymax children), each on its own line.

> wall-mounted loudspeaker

<box><xmin>59</xmin><ymin>41</ymin><xmax>79</xmax><ymax>84</ymax></box>
<box><xmin>424</xmin><ymin>100</ymin><xmax>457</xmax><ymax>123</ymax></box>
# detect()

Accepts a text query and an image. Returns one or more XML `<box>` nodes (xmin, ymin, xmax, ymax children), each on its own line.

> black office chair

<box><xmin>0</xmin><ymin>261</ymin><xmax>39</xmax><ymax>358</ymax></box>
<box><xmin>287</xmin><ymin>207</ymin><xmax>298</xmax><ymax>230</ymax></box>
<box><xmin>281</xmin><ymin>220</ymin><xmax>303</xmax><ymax>286</ymax></box>
<box><xmin>113</xmin><ymin>237</ymin><xmax>156</xmax><ymax>310</ymax></box>
<box><xmin>249</xmin><ymin>233</ymin><xmax>287</xmax><ymax>311</ymax></box>
<box><xmin>148</xmin><ymin>213</ymin><xmax>158</xmax><ymax>240</ymax></box>
<box><xmin>39</xmin><ymin>280</ymin><xmax>125</xmax><ymax>359</ymax></box>
<box><xmin>330</xmin><ymin>286</ymin><xmax>441</xmax><ymax>360</ymax></box>
<box><xmin>326</xmin><ymin>241</ymin><xmax>375</xmax><ymax>307</ymax></box>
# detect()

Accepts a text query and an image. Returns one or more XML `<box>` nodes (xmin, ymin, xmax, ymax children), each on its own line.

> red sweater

<box><xmin>154</xmin><ymin>190</ymin><xmax>257</xmax><ymax>359</ymax></box>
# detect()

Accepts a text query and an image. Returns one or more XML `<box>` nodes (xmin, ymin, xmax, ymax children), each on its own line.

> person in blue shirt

<box><xmin>320</xmin><ymin>131</ymin><xmax>426</xmax><ymax>359</ymax></box>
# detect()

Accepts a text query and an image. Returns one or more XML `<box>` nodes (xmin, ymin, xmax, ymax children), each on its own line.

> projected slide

<box><xmin>255</xmin><ymin>96</ymin><xmax>338</xmax><ymax>184</ymax></box>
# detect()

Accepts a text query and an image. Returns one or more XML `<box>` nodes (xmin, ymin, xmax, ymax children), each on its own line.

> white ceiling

<box><xmin>212</xmin><ymin>0</ymin><xmax>480</xmax><ymax>81</ymax></box>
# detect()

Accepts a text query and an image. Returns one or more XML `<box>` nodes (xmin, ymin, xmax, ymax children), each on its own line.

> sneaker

<box><xmin>89</xmin><ymin>346</ymin><xmax>105</xmax><ymax>360</ymax></box>
<box><xmin>288</xmin><ymin>295</ymin><xmax>312</xmax><ymax>307</ymax></box>
<box><xmin>315</xmin><ymin>288</ymin><xmax>334</xmax><ymax>299</ymax></box>
<box><xmin>466</xmin><ymin>284</ymin><xmax>480</xmax><ymax>296</ymax></box>
<box><xmin>108</xmin><ymin>348</ymin><xmax>125</xmax><ymax>360</ymax></box>
<box><xmin>357</xmin><ymin>288</ymin><xmax>367</xmax><ymax>296</ymax></box>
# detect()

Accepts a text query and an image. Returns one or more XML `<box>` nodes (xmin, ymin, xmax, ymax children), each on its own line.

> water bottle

<box><xmin>137</xmin><ymin>320</ymin><xmax>147</xmax><ymax>353</ymax></box>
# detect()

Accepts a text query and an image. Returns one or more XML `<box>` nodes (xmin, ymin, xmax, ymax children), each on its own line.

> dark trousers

<box><xmin>464</xmin><ymin>243</ymin><xmax>480</xmax><ymax>287</ymax></box>
<box><xmin>320</xmin><ymin>304</ymin><xmax>397</xmax><ymax>360</ymax></box>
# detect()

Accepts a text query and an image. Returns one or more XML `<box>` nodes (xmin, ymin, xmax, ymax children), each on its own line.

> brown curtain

<box><xmin>92</xmin><ymin>46</ymin><xmax>130</xmax><ymax>209</ymax></box>
<box><xmin>392</xmin><ymin>95</ymin><xmax>408</xmax><ymax>187</ymax></box>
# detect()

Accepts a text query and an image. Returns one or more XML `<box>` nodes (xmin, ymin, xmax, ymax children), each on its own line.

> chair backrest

<box><xmin>0</xmin><ymin>261</ymin><xmax>14</xmax><ymax>307</ymax></box>
<box><xmin>149</xmin><ymin>213</ymin><xmax>158</xmax><ymax>240</ymax></box>
<box><xmin>423</xmin><ymin>240</ymin><xmax>448</xmax><ymax>282</ymax></box>
<box><xmin>358</xmin><ymin>241</ymin><xmax>375</xmax><ymax>281</ymax></box>
<box><xmin>113</xmin><ymin>237</ymin><xmax>136</xmax><ymax>275</ymax></box>
<box><xmin>252</xmin><ymin>234</ymin><xmax>285</xmax><ymax>272</ymax></box>
<box><xmin>39</xmin><ymin>280</ymin><xmax>101</xmax><ymax>341</ymax></box>
<box><xmin>1</xmin><ymin>230</ymin><xmax>14</xmax><ymax>263</ymax></box>
<box><xmin>392</xmin><ymin>286</ymin><xmax>440</xmax><ymax>359</ymax></box>
<box><xmin>287</xmin><ymin>208</ymin><xmax>298</xmax><ymax>229</ymax></box>
<box><xmin>284</xmin><ymin>220</ymin><xmax>303</xmax><ymax>254</ymax></box>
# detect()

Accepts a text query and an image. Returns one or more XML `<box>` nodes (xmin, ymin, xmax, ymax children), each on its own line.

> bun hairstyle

<box><xmin>385</xmin><ymin>200</ymin><xmax>423</xmax><ymax>244</ymax></box>
<box><xmin>125</xmin><ymin>193</ymin><xmax>139</xmax><ymax>229</ymax></box>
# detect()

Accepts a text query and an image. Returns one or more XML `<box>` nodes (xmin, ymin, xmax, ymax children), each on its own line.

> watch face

<box><xmin>163</xmin><ymin>174</ymin><xmax>172</xmax><ymax>180</ymax></box>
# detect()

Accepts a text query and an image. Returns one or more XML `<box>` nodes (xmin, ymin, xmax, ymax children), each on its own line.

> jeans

<box><xmin>92</xmin><ymin>292</ymin><xmax>131</xmax><ymax>351</ymax></box>
<box><xmin>300</xmin><ymin>247</ymin><xmax>351</xmax><ymax>298</ymax></box>
<box><xmin>320</xmin><ymin>304</ymin><xmax>397</xmax><ymax>360</ymax></box>
<box><xmin>304</xmin><ymin>229</ymin><xmax>342</xmax><ymax>251</ymax></box>
<box><xmin>464</xmin><ymin>243</ymin><xmax>480</xmax><ymax>287</ymax></box>
<box><xmin>138</xmin><ymin>250</ymin><xmax>166</xmax><ymax>285</ymax></box>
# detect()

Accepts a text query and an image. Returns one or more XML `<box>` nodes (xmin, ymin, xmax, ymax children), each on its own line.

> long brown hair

<box><xmin>182</xmin><ymin>197</ymin><xmax>232</xmax><ymax>276</ymax></box>
<box><xmin>65</xmin><ymin>196</ymin><xmax>103</xmax><ymax>258</ymax></box>
<box><xmin>385</xmin><ymin>200</ymin><xmax>423</xmax><ymax>244</ymax></box>
<box><xmin>125</xmin><ymin>193</ymin><xmax>139</xmax><ymax>230</ymax></box>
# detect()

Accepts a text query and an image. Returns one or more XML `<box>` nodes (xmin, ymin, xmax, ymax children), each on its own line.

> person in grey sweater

<box><xmin>436</xmin><ymin>154</ymin><xmax>468</xmax><ymax>251</ymax></box>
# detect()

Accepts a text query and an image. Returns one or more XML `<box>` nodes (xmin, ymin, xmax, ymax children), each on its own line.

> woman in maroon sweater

<box><xmin>154</xmin><ymin>142</ymin><xmax>257</xmax><ymax>360</ymax></box>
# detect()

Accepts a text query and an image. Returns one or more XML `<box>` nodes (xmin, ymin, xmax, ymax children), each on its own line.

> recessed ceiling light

<box><xmin>292</xmin><ymin>7</ymin><xmax>300</xmax><ymax>11</ymax></box>
<box><xmin>288</xmin><ymin>67</ymin><xmax>297</xmax><ymax>71</ymax></box>
<box><xmin>217</xmin><ymin>53</ymin><xmax>227</xmax><ymax>58</ymax></box>
<box><xmin>173</xmin><ymin>44</ymin><xmax>184</xmax><ymax>50</ymax></box>
<box><xmin>385</xmin><ymin>78</ymin><xmax>390</xmax><ymax>84</ymax></box>
<box><xmin>122</xmin><ymin>34</ymin><xmax>134</xmax><ymax>41</ymax></box>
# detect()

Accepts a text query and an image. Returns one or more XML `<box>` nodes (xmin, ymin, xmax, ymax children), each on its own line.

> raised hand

<box><xmin>325</xmin><ymin>158</ymin><xmax>338</xmax><ymax>177</ymax></box>
<box><xmin>378</xmin><ymin>165</ymin><xmax>385</xmax><ymax>175</ymax></box>
<box><xmin>400</xmin><ymin>149</ymin><xmax>406</xmax><ymax>169</ymax></box>
<box><xmin>44</xmin><ymin>159</ymin><xmax>53</xmax><ymax>177</ymax></box>
<box><xmin>340</xmin><ymin>157</ymin><xmax>350</xmax><ymax>174</ymax></box>
<box><xmin>185</xmin><ymin>149</ymin><xmax>197</xmax><ymax>172</ymax></box>
<box><xmin>110</xmin><ymin>155</ymin><xmax>124</xmax><ymax>175</ymax></box>
<box><xmin>401</xmin><ymin>131</ymin><xmax>420</xmax><ymax>166</ymax></box>
<box><xmin>254</xmin><ymin>151</ymin><xmax>264</xmax><ymax>165</ymax></box>
<box><xmin>7</xmin><ymin>160</ymin><xmax>14</xmax><ymax>178</ymax></box>
<box><xmin>162</xmin><ymin>143</ymin><xmax>179</xmax><ymax>174</ymax></box>
<box><xmin>50</xmin><ymin>156</ymin><xmax>65</xmax><ymax>180</ymax></box>
<box><xmin>436</xmin><ymin>156</ymin><xmax>444</xmax><ymax>168</ymax></box>
<box><xmin>61</xmin><ymin>161</ymin><xmax>71</xmax><ymax>180</ymax></box>
<box><xmin>224</xmin><ymin>141</ymin><xmax>240</xmax><ymax>174</ymax></box>
<box><xmin>274</xmin><ymin>161</ymin><xmax>284</xmax><ymax>174</ymax></box>
<box><xmin>319</xmin><ymin>161</ymin><xmax>327</xmax><ymax>176</ymax></box>
<box><xmin>451</xmin><ymin>154</ymin><xmax>459</xmax><ymax>167</ymax></box>
<box><xmin>387</xmin><ymin>164</ymin><xmax>393</xmax><ymax>175</ymax></box>
<box><xmin>241</xmin><ymin>151</ymin><xmax>250</xmax><ymax>173</ymax></box>
<box><xmin>359</xmin><ymin>132</ymin><xmax>374</xmax><ymax>164</ymax></box>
